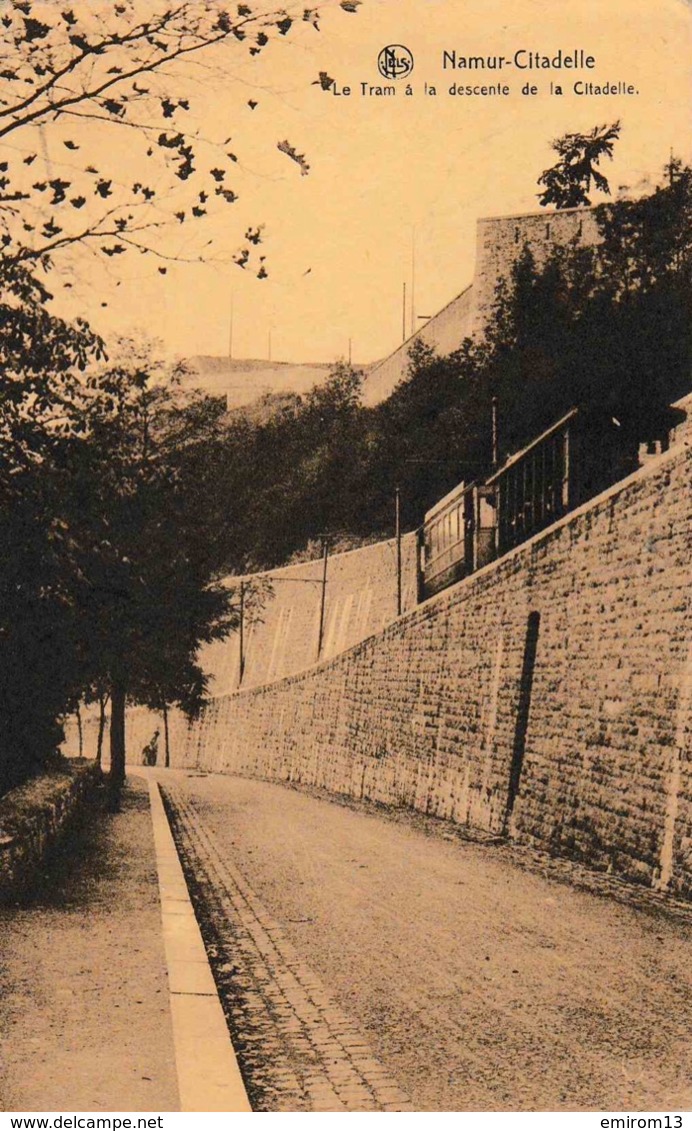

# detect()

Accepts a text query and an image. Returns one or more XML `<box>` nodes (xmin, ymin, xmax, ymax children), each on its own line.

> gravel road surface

<box><xmin>163</xmin><ymin>771</ymin><xmax>692</xmax><ymax>1113</ymax></box>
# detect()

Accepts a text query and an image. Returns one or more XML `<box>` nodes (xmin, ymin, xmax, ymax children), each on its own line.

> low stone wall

<box><xmin>0</xmin><ymin>761</ymin><xmax>101</xmax><ymax>899</ymax></box>
<box><xmin>166</xmin><ymin>437</ymin><xmax>692</xmax><ymax>898</ymax></box>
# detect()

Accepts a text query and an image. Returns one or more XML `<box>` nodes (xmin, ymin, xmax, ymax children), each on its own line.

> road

<box><xmin>162</xmin><ymin>771</ymin><xmax>692</xmax><ymax>1113</ymax></box>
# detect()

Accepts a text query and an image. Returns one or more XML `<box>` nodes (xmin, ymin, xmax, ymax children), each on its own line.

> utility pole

<box><xmin>402</xmin><ymin>282</ymin><xmax>407</xmax><ymax>342</ymax></box>
<box><xmin>228</xmin><ymin>293</ymin><xmax>234</xmax><ymax>363</ymax></box>
<box><xmin>348</xmin><ymin>337</ymin><xmax>352</xmax><ymax>365</ymax></box>
<box><xmin>316</xmin><ymin>538</ymin><xmax>329</xmax><ymax>661</ymax></box>
<box><xmin>410</xmin><ymin>225</ymin><xmax>416</xmax><ymax>337</ymax></box>
<box><xmin>395</xmin><ymin>486</ymin><xmax>402</xmax><ymax>617</ymax></box>
<box><xmin>238</xmin><ymin>579</ymin><xmax>245</xmax><ymax>687</ymax></box>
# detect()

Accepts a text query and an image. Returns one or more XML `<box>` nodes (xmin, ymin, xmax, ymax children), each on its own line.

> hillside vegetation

<box><xmin>193</xmin><ymin>167</ymin><xmax>692</xmax><ymax>570</ymax></box>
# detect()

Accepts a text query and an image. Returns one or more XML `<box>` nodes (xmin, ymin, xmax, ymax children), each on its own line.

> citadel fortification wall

<box><xmin>363</xmin><ymin>206</ymin><xmax>600</xmax><ymax>407</ymax></box>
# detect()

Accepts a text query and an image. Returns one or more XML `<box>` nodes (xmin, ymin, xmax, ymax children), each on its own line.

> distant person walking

<box><xmin>141</xmin><ymin>729</ymin><xmax>160</xmax><ymax>767</ymax></box>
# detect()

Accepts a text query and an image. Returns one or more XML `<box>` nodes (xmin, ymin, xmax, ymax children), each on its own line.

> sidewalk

<box><xmin>0</xmin><ymin>776</ymin><xmax>179</xmax><ymax>1112</ymax></box>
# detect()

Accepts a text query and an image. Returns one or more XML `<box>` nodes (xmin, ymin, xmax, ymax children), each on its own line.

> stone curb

<box><xmin>147</xmin><ymin>777</ymin><xmax>252</xmax><ymax>1113</ymax></box>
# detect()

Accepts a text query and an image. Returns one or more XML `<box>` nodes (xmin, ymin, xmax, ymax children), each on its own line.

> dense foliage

<box><xmin>210</xmin><ymin>166</ymin><xmax>691</xmax><ymax>560</ymax></box>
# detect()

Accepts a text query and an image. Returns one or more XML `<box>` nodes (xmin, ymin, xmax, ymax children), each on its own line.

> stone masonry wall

<box><xmin>168</xmin><ymin>438</ymin><xmax>692</xmax><ymax>897</ymax></box>
<box><xmin>472</xmin><ymin>207</ymin><xmax>600</xmax><ymax>331</ymax></box>
<box><xmin>363</xmin><ymin>286</ymin><xmax>474</xmax><ymax>407</ymax></box>
<box><xmin>201</xmin><ymin>533</ymin><xmax>419</xmax><ymax>696</ymax></box>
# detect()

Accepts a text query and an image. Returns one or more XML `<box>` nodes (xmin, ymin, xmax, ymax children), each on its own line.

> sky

<box><xmin>42</xmin><ymin>0</ymin><xmax>692</xmax><ymax>366</ymax></box>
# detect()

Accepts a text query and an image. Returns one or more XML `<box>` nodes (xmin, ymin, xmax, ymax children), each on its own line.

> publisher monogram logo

<box><xmin>377</xmin><ymin>44</ymin><xmax>414</xmax><ymax>80</ymax></box>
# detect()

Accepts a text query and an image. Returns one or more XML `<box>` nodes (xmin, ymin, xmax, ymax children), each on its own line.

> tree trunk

<box><xmin>96</xmin><ymin>692</ymin><xmax>108</xmax><ymax>768</ymax></box>
<box><xmin>162</xmin><ymin>702</ymin><xmax>170</xmax><ymax>769</ymax></box>
<box><xmin>76</xmin><ymin>703</ymin><xmax>83</xmax><ymax>759</ymax></box>
<box><xmin>108</xmin><ymin>681</ymin><xmax>126</xmax><ymax>811</ymax></box>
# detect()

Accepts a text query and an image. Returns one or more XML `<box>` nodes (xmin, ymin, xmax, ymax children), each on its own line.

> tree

<box><xmin>0</xmin><ymin>258</ymin><xmax>105</xmax><ymax>793</ymax></box>
<box><xmin>537</xmin><ymin>121</ymin><xmax>621</xmax><ymax>209</ymax></box>
<box><xmin>481</xmin><ymin>162</ymin><xmax>692</xmax><ymax>453</ymax></box>
<box><xmin>0</xmin><ymin>0</ymin><xmax>362</xmax><ymax>280</ymax></box>
<box><xmin>63</xmin><ymin>343</ymin><xmax>243</xmax><ymax>805</ymax></box>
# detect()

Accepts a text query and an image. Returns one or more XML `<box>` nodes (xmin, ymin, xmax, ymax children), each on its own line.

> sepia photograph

<box><xmin>0</xmin><ymin>0</ymin><xmax>691</xmax><ymax>1118</ymax></box>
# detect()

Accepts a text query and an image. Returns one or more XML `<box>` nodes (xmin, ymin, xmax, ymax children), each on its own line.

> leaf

<box><xmin>210</xmin><ymin>168</ymin><xmax>225</xmax><ymax>182</ymax></box>
<box><xmin>277</xmin><ymin>139</ymin><xmax>310</xmax><ymax>176</ymax></box>
<box><xmin>313</xmin><ymin>71</ymin><xmax>334</xmax><ymax>90</ymax></box>
<box><xmin>277</xmin><ymin>16</ymin><xmax>292</xmax><ymax>34</ymax></box>
<box><xmin>23</xmin><ymin>154</ymin><xmax>36</xmax><ymax>165</ymax></box>
<box><xmin>63</xmin><ymin>139</ymin><xmax>79</xmax><ymax>150</ymax></box>
<box><xmin>257</xmin><ymin>265</ymin><xmax>267</xmax><ymax>279</ymax></box>
<box><xmin>157</xmin><ymin>131</ymin><xmax>185</xmax><ymax>149</ymax></box>
<box><xmin>95</xmin><ymin>178</ymin><xmax>113</xmax><ymax>198</ymax></box>
<box><xmin>23</xmin><ymin>17</ymin><xmax>51</xmax><ymax>40</ymax></box>
<box><xmin>247</xmin><ymin>99</ymin><xmax>258</xmax><ymax>110</ymax></box>
<box><xmin>175</xmin><ymin>211</ymin><xmax>185</xmax><ymax>223</ymax></box>
<box><xmin>102</xmin><ymin>98</ymin><xmax>124</xmax><ymax>116</ymax></box>
<box><xmin>70</xmin><ymin>195</ymin><xmax>86</xmax><ymax>208</ymax></box>
<box><xmin>61</xmin><ymin>9</ymin><xmax>77</xmax><ymax>24</ymax></box>
<box><xmin>340</xmin><ymin>0</ymin><xmax>361</xmax><ymax>10</ymax></box>
<box><xmin>192</xmin><ymin>205</ymin><xmax>206</xmax><ymax>218</ymax></box>
<box><xmin>42</xmin><ymin>218</ymin><xmax>62</xmax><ymax>238</ymax></box>
<box><xmin>69</xmin><ymin>33</ymin><xmax>92</xmax><ymax>52</ymax></box>
<box><xmin>49</xmin><ymin>177</ymin><xmax>71</xmax><ymax>204</ymax></box>
<box><xmin>158</xmin><ymin>267</ymin><xmax>167</xmax><ymax>274</ymax></box>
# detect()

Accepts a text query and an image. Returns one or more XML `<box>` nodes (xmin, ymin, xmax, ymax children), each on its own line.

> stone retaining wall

<box><xmin>167</xmin><ymin>438</ymin><xmax>692</xmax><ymax>897</ymax></box>
<box><xmin>0</xmin><ymin>762</ymin><xmax>101</xmax><ymax>899</ymax></box>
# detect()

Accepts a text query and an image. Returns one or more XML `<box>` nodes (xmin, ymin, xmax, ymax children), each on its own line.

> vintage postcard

<box><xmin>0</xmin><ymin>0</ymin><xmax>691</xmax><ymax>1119</ymax></box>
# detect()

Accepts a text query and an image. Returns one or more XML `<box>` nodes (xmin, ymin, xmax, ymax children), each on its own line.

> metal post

<box><xmin>316</xmin><ymin>538</ymin><xmax>329</xmax><ymax>660</ymax></box>
<box><xmin>491</xmin><ymin>396</ymin><xmax>499</xmax><ymax>469</ymax></box>
<box><xmin>395</xmin><ymin>485</ymin><xmax>402</xmax><ymax>617</ymax></box>
<box><xmin>228</xmin><ymin>292</ymin><xmax>234</xmax><ymax>362</ymax></box>
<box><xmin>410</xmin><ymin>225</ymin><xmax>415</xmax><ymax>334</ymax></box>
<box><xmin>238</xmin><ymin>579</ymin><xmax>245</xmax><ymax>686</ymax></box>
<box><xmin>402</xmin><ymin>282</ymin><xmax>407</xmax><ymax>342</ymax></box>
